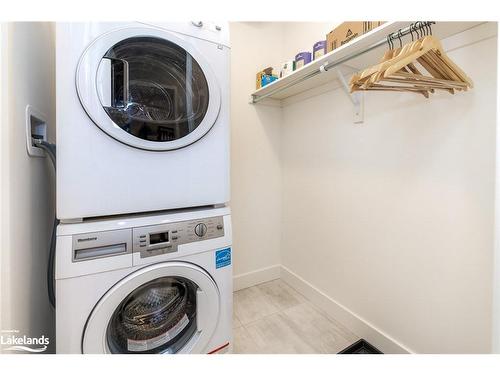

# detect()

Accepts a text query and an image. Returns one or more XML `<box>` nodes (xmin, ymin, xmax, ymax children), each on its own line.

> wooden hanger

<box><xmin>358</xmin><ymin>37</ymin><xmax>421</xmax><ymax>82</ymax></box>
<box><xmin>382</xmin><ymin>36</ymin><xmax>472</xmax><ymax>87</ymax></box>
<box><xmin>350</xmin><ymin>27</ymin><xmax>473</xmax><ymax>97</ymax></box>
<box><xmin>351</xmin><ymin>34</ymin><xmax>434</xmax><ymax>97</ymax></box>
<box><xmin>351</xmin><ymin>35</ymin><xmax>425</xmax><ymax>88</ymax></box>
<box><xmin>349</xmin><ymin>35</ymin><xmax>396</xmax><ymax>86</ymax></box>
<box><xmin>366</xmin><ymin>37</ymin><xmax>428</xmax><ymax>85</ymax></box>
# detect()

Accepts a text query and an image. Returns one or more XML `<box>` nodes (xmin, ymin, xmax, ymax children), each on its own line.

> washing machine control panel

<box><xmin>132</xmin><ymin>216</ymin><xmax>225</xmax><ymax>258</ymax></box>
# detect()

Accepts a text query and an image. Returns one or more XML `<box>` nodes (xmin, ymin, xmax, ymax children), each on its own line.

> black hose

<box><xmin>34</xmin><ymin>139</ymin><xmax>58</xmax><ymax>308</ymax></box>
<box><xmin>34</xmin><ymin>140</ymin><xmax>56</xmax><ymax>167</ymax></box>
<box><xmin>47</xmin><ymin>217</ymin><xmax>58</xmax><ymax>308</ymax></box>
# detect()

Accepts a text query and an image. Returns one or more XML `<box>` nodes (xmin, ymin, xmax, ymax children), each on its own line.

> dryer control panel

<box><xmin>132</xmin><ymin>216</ymin><xmax>225</xmax><ymax>258</ymax></box>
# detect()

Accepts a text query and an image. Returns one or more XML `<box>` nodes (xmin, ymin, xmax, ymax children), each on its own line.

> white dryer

<box><xmin>55</xmin><ymin>206</ymin><xmax>232</xmax><ymax>354</ymax></box>
<box><xmin>56</xmin><ymin>22</ymin><xmax>230</xmax><ymax>221</ymax></box>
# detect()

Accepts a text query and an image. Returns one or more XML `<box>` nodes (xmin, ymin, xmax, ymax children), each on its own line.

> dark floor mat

<box><xmin>338</xmin><ymin>339</ymin><xmax>383</xmax><ymax>354</ymax></box>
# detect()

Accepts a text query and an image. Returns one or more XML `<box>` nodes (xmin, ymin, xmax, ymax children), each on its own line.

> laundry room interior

<box><xmin>0</xmin><ymin>20</ymin><xmax>499</xmax><ymax>356</ymax></box>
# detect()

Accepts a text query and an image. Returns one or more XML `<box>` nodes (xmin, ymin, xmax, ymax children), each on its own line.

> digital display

<box><xmin>149</xmin><ymin>231</ymin><xmax>169</xmax><ymax>245</ymax></box>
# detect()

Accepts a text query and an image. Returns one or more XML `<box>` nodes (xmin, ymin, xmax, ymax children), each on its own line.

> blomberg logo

<box><xmin>1</xmin><ymin>329</ymin><xmax>49</xmax><ymax>353</ymax></box>
<box><xmin>77</xmin><ymin>237</ymin><xmax>97</xmax><ymax>242</ymax></box>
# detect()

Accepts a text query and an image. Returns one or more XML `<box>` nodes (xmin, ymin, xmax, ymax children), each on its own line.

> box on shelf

<box><xmin>326</xmin><ymin>21</ymin><xmax>385</xmax><ymax>53</ymax></box>
<box><xmin>295</xmin><ymin>52</ymin><xmax>312</xmax><ymax>69</ymax></box>
<box><xmin>313</xmin><ymin>40</ymin><xmax>327</xmax><ymax>60</ymax></box>
<box><xmin>256</xmin><ymin>67</ymin><xmax>275</xmax><ymax>89</ymax></box>
<box><xmin>279</xmin><ymin>60</ymin><xmax>295</xmax><ymax>78</ymax></box>
<box><xmin>261</xmin><ymin>74</ymin><xmax>278</xmax><ymax>87</ymax></box>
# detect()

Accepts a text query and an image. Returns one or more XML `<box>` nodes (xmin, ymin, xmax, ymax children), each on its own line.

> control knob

<box><xmin>194</xmin><ymin>223</ymin><xmax>207</xmax><ymax>237</ymax></box>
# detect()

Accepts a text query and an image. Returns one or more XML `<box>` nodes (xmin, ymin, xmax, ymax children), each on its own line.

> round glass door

<box><xmin>100</xmin><ymin>37</ymin><xmax>209</xmax><ymax>143</ymax></box>
<box><xmin>77</xmin><ymin>27</ymin><xmax>221</xmax><ymax>151</ymax></box>
<box><xmin>106</xmin><ymin>276</ymin><xmax>198</xmax><ymax>354</ymax></box>
<box><xmin>82</xmin><ymin>262</ymin><xmax>220</xmax><ymax>354</ymax></box>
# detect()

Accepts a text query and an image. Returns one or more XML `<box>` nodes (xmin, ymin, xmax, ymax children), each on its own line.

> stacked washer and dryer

<box><xmin>54</xmin><ymin>22</ymin><xmax>232</xmax><ymax>354</ymax></box>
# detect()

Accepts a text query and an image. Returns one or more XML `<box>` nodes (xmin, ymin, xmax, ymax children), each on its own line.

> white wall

<box><xmin>280</xmin><ymin>25</ymin><xmax>497</xmax><ymax>353</ymax></box>
<box><xmin>229</xmin><ymin>23</ymin><xmax>285</xmax><ymax>289</ymax></box>
<box><xmin>0</xmin><ymin>23</ymin><xmax>56</xmax><ymax>353</ymax></box>
<box><xmin>282</xmin><ymin>22</ymin><xmax>333</xmax><ymax>61</ymax></box>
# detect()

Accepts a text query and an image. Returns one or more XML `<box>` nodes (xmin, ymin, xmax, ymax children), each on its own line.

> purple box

<box><xmin>295</xmin><ymin>52</ymin><xmax>312</xmax><ymax>69</ymax></box>
<box><xmin>313</xmin><ymin>40</ymin><xmax>327</xmax><ymax>60</ymax></box>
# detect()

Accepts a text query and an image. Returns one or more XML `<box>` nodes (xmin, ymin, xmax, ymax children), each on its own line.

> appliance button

<box><xmin>217</xmin><ymin>224</ymin><xmax>223</xmax><ymax>230</ymax></box>
<box><xmin>172</xmin><ymin>236</ymin><xmax>178</xmax><ymax>240</ymax></box>
<box><xmin>191</xmin><ymin>21</ymin><xmax>203</xmax><ymax>28</ymax></box>
<box><xmin>194</xmin><ymin>223</ymin><xmax>208</xmax><ymax>237</ymax></box>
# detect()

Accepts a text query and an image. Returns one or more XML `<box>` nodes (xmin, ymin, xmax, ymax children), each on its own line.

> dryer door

<box><xmin>77</xmin><ymin>26</ymin><xmax>221</xmax><ymax>151</ymax></box>
<box><xmin>82</xmin><ymin>262</ymin><xmax>220</xmax><ymax>354</ymax></box>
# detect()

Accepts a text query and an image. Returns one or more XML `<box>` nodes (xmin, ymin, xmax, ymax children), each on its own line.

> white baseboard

<box><xmin>233</xmin><ymin>264</ymin><xmax>281</xmax><ymax>291</ymax></box>
<box><xmin>280</xmin><ymin>265</ymin><xmax>413</xmax><ymax>354</ymax></box>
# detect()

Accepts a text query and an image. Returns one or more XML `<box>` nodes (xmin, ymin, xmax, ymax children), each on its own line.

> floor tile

<box><xmin>233</xmin><ymin>285</ymin><xmax>280</xmax><ymax>325</ymax></box>
<box><xmin>233</xmin><ymin>326</ymin><xmax>259</xmax><ymax>354</ymax></box>
<box><xmin>232</xmin><ymin>278</ymin><xmax>359</xmax><ymax>354</ymax></box>
<box><xmin>280</xmin><ymin>302</ymin><xmax>358</xmax><ymax>353</ymax></box>
<box><xmin>244</xmin><ymin>312</ymin><xmax>317</xmax><ymax>354</ymax></box>
<box><xmin>257</xmin><ymin>279</ymin><xmax>306</xmax><ymax>311</ymax></box>
<box><xmin>307</xmin><ymin>303</ymin><xmax>359</xmax><ymax>343</ymax></box>
<box><xmin>233</xmin><ymin>313</ymin><xmax>242</xmax><ymax>329</ymax></box>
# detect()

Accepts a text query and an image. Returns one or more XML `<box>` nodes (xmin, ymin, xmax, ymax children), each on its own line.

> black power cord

<box><xmin>33</xmin><ymin>138</ymin><xmax>58</xmax><ymax>308</ymax></box>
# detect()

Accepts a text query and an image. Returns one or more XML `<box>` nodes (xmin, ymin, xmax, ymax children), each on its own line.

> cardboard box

<box><xmin>326</xmin><ymin>22</ymin><xmax>385</xmax><ymax>53</ymax></box>
<box><xmin>256</xmin><ymin>67</ymin><xmax>275</xmax><ymax>89</ymax></box>
<box><xmin>256</xmin><ymin>71</ymin><xmax>265</xmax><ymax>89</ymax></box>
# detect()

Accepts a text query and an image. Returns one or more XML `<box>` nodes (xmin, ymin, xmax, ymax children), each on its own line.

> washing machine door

<box><xmin>76</xmin><ymin>26</ymin><xmax>221</xmax><ymax>151</ymax></box>
<box><xmin>82</xmin><ymin>262</ymin><xmax>220</xmax><ymax>354</ymax></box>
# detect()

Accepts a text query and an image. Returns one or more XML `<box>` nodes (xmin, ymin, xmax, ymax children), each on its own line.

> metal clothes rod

<box><xmin>251</xmin><ymin>21</ymin><xmax>435</xmax><ymax>104</ymax></box>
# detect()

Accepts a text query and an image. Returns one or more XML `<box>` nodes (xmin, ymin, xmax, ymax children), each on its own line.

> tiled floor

<box><xmin>233</xmin><ymin>279</ymin><xmax>358</xmax><ymax>354</ymax></box>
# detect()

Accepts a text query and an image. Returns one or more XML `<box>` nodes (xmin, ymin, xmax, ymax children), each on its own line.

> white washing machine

<box><xmin>55</xmin><ymin>206</ymin><xmax>232</xmax><ymax>354</ymax></box>
<box><xmin>56</xmin><ymin>22</ymin><xmax>230</xmax><ymax>221</ymax></box>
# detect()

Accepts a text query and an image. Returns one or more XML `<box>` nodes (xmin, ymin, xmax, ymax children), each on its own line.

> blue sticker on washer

<box><xmin>216</xmin><ymin>248</ymin><xmax>231</xmax><ymax>269</ymax></box>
